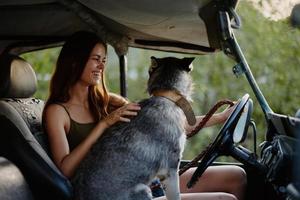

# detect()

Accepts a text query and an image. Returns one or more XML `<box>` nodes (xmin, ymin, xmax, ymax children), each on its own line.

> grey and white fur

<box><xmin>72</xmin><ymin>56</ymin><xmax>195</xmax><ymax>200</ymax></box>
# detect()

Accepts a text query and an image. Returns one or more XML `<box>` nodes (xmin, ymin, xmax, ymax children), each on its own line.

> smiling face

<box><xmin>80</xmin><ymin>43</ymin><xmax>107</xmax><ymax>86</ymax></box>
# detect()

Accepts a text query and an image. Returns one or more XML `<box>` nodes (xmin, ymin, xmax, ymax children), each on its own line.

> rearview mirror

<box><xmin>233</xmin><ymin>99</ymin><xmax>253</xmax><ymax>143</ymax></box>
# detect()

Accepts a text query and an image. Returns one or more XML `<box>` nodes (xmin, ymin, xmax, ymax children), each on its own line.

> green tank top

<box><xmin>57</xmin><ymin>104</ymin><xmax>97</xmax><ymax>151</ymax></box>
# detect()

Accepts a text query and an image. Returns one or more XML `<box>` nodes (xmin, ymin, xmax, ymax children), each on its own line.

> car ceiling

<box><xmin>0</xmin><ymin>0</ymin><xmax>238</xmax><ymax>55</ymax></box>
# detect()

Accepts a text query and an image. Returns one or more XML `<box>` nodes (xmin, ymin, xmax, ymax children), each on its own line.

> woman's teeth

<box><xmin>92</xmin><ymin>71</ymin><xmax>101</xmax><ymax>77</ymax></box>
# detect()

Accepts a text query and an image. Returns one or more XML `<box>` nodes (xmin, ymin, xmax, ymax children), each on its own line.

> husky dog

<box><xmin>72</xmin><ymin>56</ymin><xmax>195</xmax><ymax>200</ymax></box>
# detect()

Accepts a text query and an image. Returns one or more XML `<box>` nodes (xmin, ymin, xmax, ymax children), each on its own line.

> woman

<box><xmin>43</xmin><ymin>31</ymin><xmax>246</xmax><ymax>200</ymax></box>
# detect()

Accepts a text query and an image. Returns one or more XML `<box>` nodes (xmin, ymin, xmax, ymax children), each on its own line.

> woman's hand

<box><xmin>184</xmin><ymin>101</ymin><xmax>237</xmax><ymax>134</ymax></box>
<box><xmin>103</xmin><ymin>102</ymin><xmax>141</xmax><ymax>128</ymax></box>
<box><xmin>219</xmin><ymin>102</ymin><xmax>236</xmax><ymax>123</ymax></box>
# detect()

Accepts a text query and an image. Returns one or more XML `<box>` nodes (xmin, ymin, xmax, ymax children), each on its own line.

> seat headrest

<box><xmin>0</xmin><ymin>54</ymin><xmax>37</xmax><ymax>98</ymax></box>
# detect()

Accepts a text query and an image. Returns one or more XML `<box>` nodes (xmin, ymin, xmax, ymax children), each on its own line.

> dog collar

<box><xmin>152</xmin><ymin>89</ymin><xmax>196</xmax><ymax>126</ymax></box>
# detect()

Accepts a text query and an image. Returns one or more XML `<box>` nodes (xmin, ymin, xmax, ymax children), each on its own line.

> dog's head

<box><xmin>147</xmin><ymin>56</ymin><xmax>194</xmax><ymax>101</ymax></box>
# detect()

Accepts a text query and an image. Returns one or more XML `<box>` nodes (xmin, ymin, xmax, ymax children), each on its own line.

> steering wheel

<box><xmin>187</xmin><ymin>93</ymin><xmax>251</xmax><ymax>188</ymax></box>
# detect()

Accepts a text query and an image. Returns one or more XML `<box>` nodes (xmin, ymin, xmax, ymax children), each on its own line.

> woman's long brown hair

<box><xmin>44</xmin><ymin>31</ymin><xmax>127</xmax><ymax>121</ymax></box>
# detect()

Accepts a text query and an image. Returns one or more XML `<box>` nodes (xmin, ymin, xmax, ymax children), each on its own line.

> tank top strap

<box><xmin>55</xmin><ymin>103</ymin><xmax>71</xmax><ymax>119</ymax></box>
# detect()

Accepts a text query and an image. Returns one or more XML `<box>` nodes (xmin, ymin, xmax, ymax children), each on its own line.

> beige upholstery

<box><xmin>0</xmin><ymin>54</ymin><xmax>37</xmax><ymax>98</ymax></box>
<box><xmin>7</xmin><ymin>58</ymin><xmax>37</xmax><ymax>98</ymax></box>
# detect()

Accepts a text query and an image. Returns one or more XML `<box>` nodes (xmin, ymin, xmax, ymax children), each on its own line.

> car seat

<box><xmin>0</xmin><ymin>53</ymin><xmax>73</xmax><ymax>200</ymax></box>
<box><xmin>0</xmin><ymin>156</ymin><xmax>34</xmax><ymax>200</ymax></box>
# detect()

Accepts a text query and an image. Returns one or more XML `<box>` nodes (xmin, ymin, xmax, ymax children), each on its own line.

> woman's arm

<box><xmin>185</xmin><ymin>104</ymin><xmax>235</xmax><ymax>134</ymax></box>
<box><xmin>44</xmin><ymin>103</ymin><xmax>140</xmax><ymax>178</ymax></box>
<box><xmin>195</xmin><ymin>113</ymin><xmax>226</xmax><ymax>127</ymax></box>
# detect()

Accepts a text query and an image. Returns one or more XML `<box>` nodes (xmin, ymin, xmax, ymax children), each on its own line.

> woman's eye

<box><xmin>91</xmin><ymin>58</ymin><xmax>100</xmax><ymax>62</ymax></box>
<box><xmin>90</xmin><ymin>57</ymin><xmax>106</xmax><ymax>64</ymax></box>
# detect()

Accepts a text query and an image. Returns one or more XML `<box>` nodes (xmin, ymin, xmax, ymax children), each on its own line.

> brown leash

<box><xmin>179</xmin><ymin>99</ymin><xmax>234</xmax><ymax>176</ymax></box>
<box><xmin>152</xmin><ymin>89</ymin><xmax>196</xmax><ymax>126</ymax></box>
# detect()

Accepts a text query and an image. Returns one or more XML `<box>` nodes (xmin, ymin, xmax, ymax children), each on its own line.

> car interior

<box><xmin>0</xmin><ymin>157</ymin><xmax>33</xmax><ymax>200</ymax></box>
<box><xmin>0</xmin><ymin>1</ymin><xmax>299</xmax><ymax>200</ymax></box>
<box><xmin>0</xmin><ymin>53</ymin><xmax>73</xmax><ymax>200</ymax></box>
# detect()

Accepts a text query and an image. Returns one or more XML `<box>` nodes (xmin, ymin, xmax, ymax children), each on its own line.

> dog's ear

<box><xmin>182</xmin><ymin>57</ymin><xmax>195</xmax><ymax>72</ymax></box>
<box><xmin>149</xmin><ymin>56</ymin><xmax>159</xmax><ymax>75</ymax></box>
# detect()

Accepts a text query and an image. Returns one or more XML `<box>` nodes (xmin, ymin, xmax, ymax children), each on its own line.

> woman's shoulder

<box><xmin>44</xmin><ymin>103</ymin><xmax>69</xmax><ymax>118</ymax></box>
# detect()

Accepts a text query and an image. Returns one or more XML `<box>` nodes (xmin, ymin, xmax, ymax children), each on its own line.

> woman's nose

<box><xmin>97</xmin><ymin>62</ymin><xmax>104</xmax><ymax>68</ymax></box>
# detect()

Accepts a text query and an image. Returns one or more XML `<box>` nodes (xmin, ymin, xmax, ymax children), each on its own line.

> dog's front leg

<box><xmin>162</xmin><ymin>169</ymin><xmax>181</xmax><ymax>200</ymax></box>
